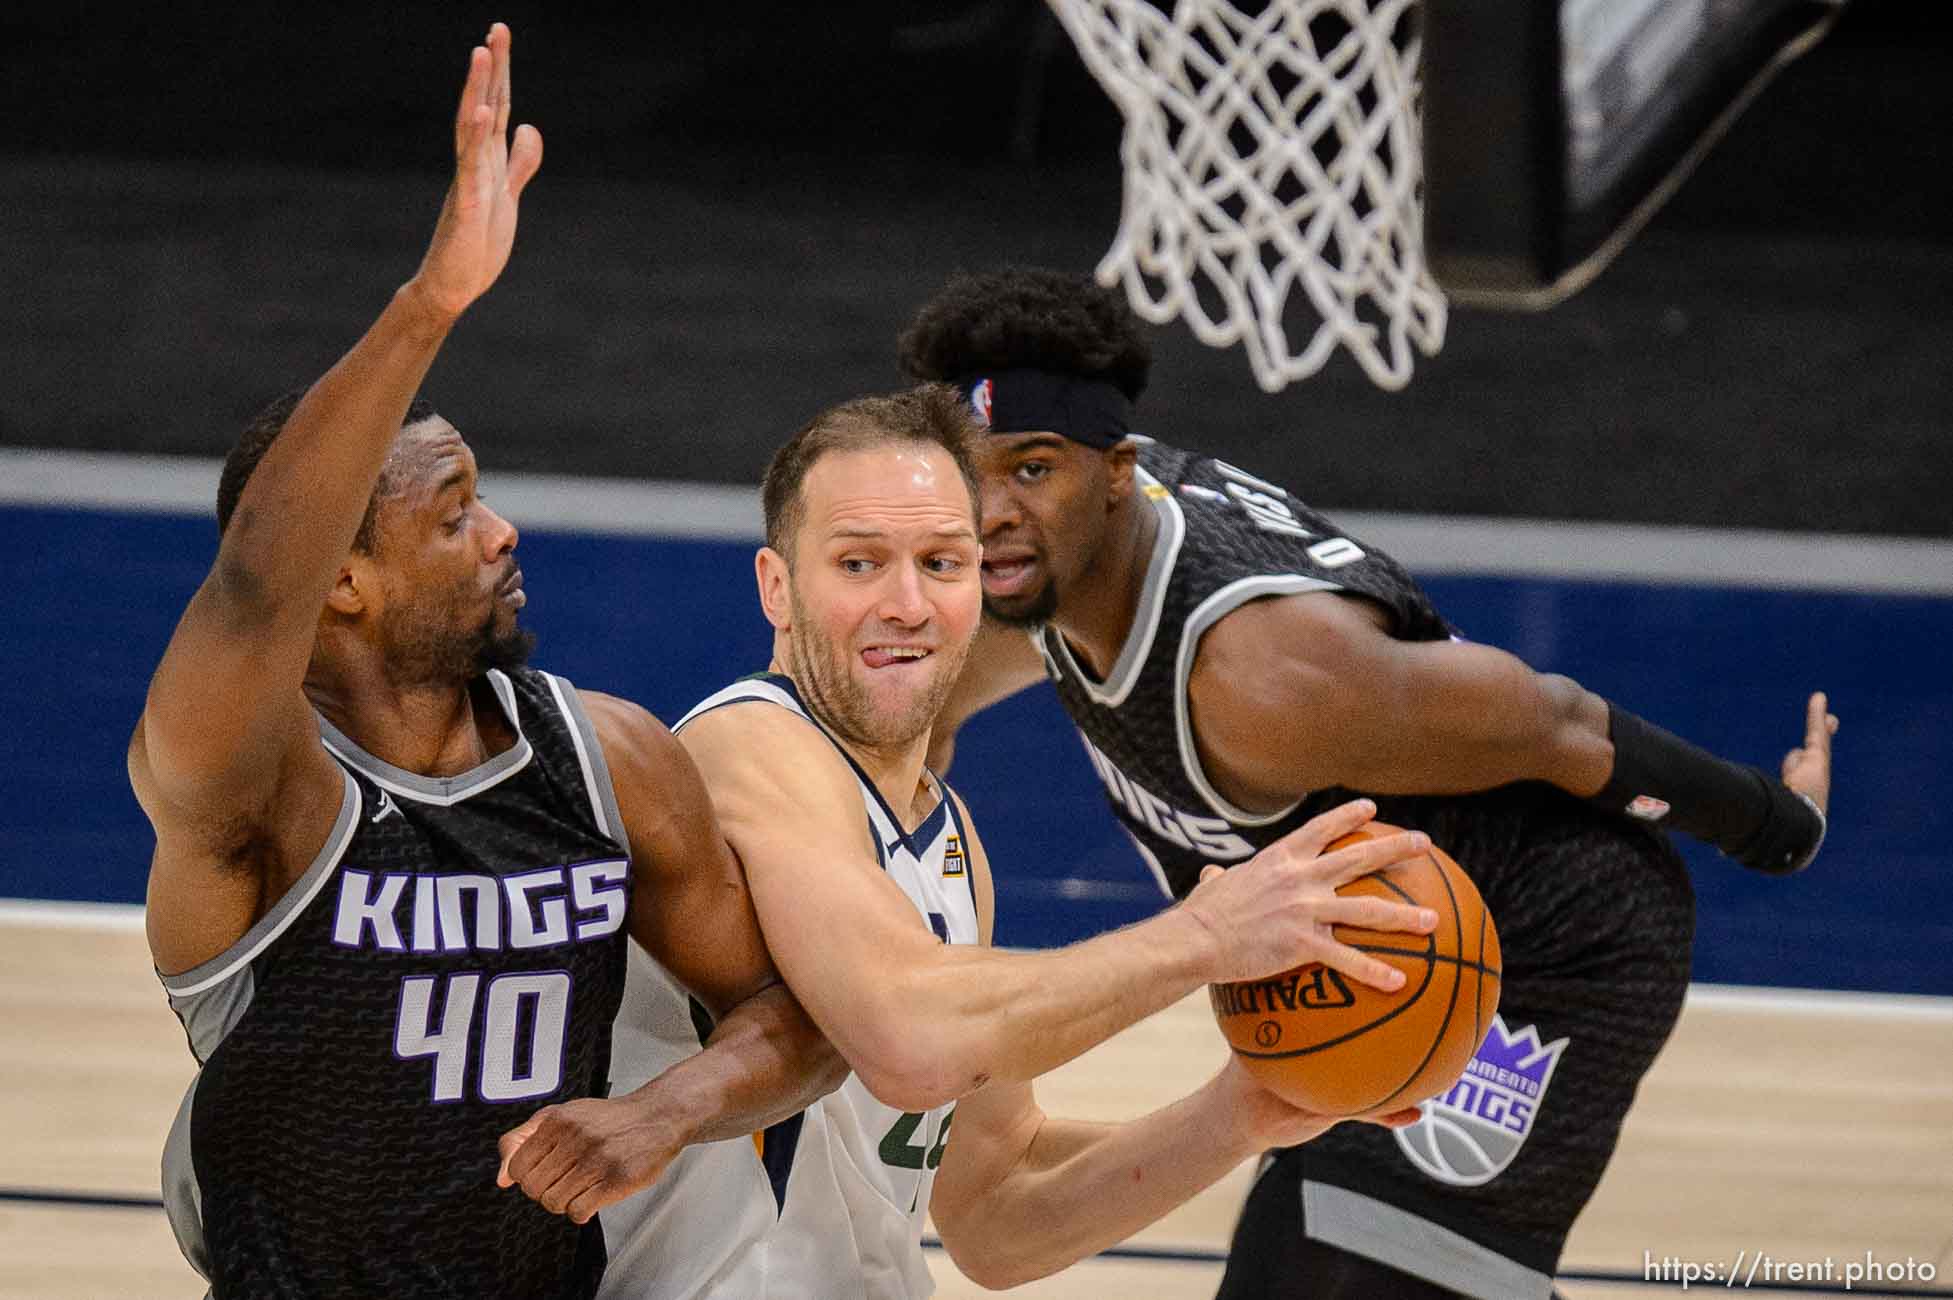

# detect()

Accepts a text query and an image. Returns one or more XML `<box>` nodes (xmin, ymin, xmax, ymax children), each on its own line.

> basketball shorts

<box><xmin>1218</xmin><ymin>784</ymin><xmax>1696</xmax><ymax>1300</ymax></box>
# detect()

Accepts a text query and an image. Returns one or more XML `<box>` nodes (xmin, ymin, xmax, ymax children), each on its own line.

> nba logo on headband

<box><xmin>968</xmin><ymin>378</ymin><xmax>994</xmax><ymax>430</ymax></box>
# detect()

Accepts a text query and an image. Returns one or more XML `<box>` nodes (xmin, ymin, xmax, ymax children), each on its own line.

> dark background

<box><xmin>4</xmin><ymin>1</ymin><xmax>1949</xmax><ymax>534</ymax></box>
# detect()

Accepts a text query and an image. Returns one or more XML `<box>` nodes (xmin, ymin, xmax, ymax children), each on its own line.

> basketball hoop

<box><xmin>1046</xmin><ymin>0</ymin><xmax>1447</xmax><ymax>393</ymax></box>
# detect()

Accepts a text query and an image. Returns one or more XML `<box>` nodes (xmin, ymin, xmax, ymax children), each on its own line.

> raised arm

<box><xmin>925</xmin><ymin>614</ymin><xmax>1049</xmax><ymax>773</ymax></box>
<box><xmin>1189</xmin><ymin>591</ymin><xmax>1835</xmax><ymax>872</ymax></box>
<box><xmin>497</xmin><ymin>692</ymin><xmax>845</xmax><ymax>1223</ymax></box>
<box><xmin>681</xmin><ymin>703</ymin><xmax>1438</xmax><ymax>1114</ymax></box>
<box><xmin>130</xmin><ymin>25</ymin><xmax>544</xmax><ymax>975</ymax></box>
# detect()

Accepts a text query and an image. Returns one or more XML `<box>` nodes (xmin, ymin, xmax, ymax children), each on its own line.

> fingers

<box><xmin>1199</xmin><ymin>864</ymin><xmax>1224</xmax><ymax>885</ymax></box>
<box><xmin>505</xmin><ymin>1110</ymin><xmax>574</xmax><ymax>1189</ymax></box>
<box><xmin>1313</xmin><ymin>942</ymin><xmax>1408</xmax><ymax>994</ymax></box>
<box><xmin>564</xmin><ymin>1171</ymin><xmax>645</xmax><ymax>1225</ymax></box>
<box><xmin>1273</xmin><ymin>798</ymin><xmax>1377</xmax><ymax>858</ymax></box>
<box><xmin>1313</xmin><ymin>828</ymin><xmax>1431</xmax><ymax>888</ymax></box>
<box><xmin>1805</xmin><ymin>691</ymin><xmax>1838</xmax><ymax>749</ymax></box>
<box><xmin>497</xmin><ymin>1111</ymin><xmax>545</xmax><ymax>1187</ymax></box>
<box><xmin>454</xmin><ymin>45</ymin><xmax>492</xmax><ymax>158</ymax></box>
<box><xmin>488</xmin><ymin>22</ymin><xmax>513</xmax><ymax>139</ymax></box>
<box><xmin>453</xmin><ymin>101</ymin><xmax>495</xmax><ymax>197</ymax></box>
<box><xmin>1314</xmin><ymin>895</ymin><xmax>1438</xmax><ymax>936</ymax></box>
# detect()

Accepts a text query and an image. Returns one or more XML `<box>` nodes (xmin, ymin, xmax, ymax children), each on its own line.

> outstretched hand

<box><xmin>413</xmin><ymin>22</ymin><xmax>543</xmax><ymax>319</ymax></box>
<box><xmin>1781</xmin><ymin>691</ymin><xmax>1839</xmax><ymax>815</ymax></box>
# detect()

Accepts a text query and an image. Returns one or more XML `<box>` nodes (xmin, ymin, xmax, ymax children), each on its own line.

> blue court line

<box><xmin>1</xmin><ymin>1190</ymin><xmax>1942</xmax><ymax>1296</ymax></box>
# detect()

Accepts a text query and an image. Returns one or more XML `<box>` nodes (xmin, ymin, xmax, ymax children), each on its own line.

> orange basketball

<box><xmin>1209</xmin><ymin>822</ymin><xmax>1501</xmax><ymax>1116</ymax></box>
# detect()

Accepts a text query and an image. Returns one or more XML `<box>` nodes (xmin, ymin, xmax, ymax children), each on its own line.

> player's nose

<box><xmin>481</xmin><ymin>503</ymin><xmax>518</xmax><ymax>558</ymax></box>
<box><xmin>878</xmin><ymin>561</ymin><xmax>931</xmax><ymax>626</ymax></box>
<box><xmin>978</xmin><ymin>476</ymin><xmax>1020</xmax><ymax>536</ymax></box>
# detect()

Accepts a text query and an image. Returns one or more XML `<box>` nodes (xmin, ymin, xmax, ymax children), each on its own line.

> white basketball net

<box><xmin>1046</xmin><ymin>0</ymin><xmax>1447</xmax><ymax>392</ymax></box>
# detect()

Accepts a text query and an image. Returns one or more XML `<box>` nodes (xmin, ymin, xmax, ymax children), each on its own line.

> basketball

<box><xmin>1209</xmin><ymin>822</ymin><xmax>1501</xmax><ymax>1116</ymax></box>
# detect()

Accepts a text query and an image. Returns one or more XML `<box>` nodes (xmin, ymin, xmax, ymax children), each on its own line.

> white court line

<box><xmin>0</xmin><ymin>897</ymin><xmax>147</xmax><ymax>933</ymax></box>
<box><xmin>6</xmin><ymin>447</ymin><xmax>1951</xmax><ymax>593</ymax></box>
<box><xmin>4</xmin><ymin>895</ymin><xmax>1951</xmax><ymax>1017</ymax></box>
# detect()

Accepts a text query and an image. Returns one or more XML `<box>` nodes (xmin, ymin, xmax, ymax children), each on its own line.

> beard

<box><xmin>381</xmin><ymin>596</ymin><xmax>535</xmax><ymax>689</ymax></box>
<box><xmin>981</xmin><ymin>577</ymin><xmax>1059</xmax><ymax>630</ymax></box>
<box><xmin>787</xmin><ymin>591</ymin><xmax>965</xmax><ymax>753</ymax></box>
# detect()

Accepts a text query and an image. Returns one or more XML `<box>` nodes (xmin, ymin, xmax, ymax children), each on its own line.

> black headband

<box><xmin>952</xmin><ymin>369</ymin><xmax>1132</xmax><ymax>449</ymax></box>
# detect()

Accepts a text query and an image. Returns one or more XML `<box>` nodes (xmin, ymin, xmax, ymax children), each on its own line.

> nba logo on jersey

<box><xmin>1394</xmin><ymin>1016</ymin><xmax>1568</xmax><ymax>1187</ymax></box>
<box><xmin>941</xmin><ymin>834</ymin><xmax>966</xmax><ymax>877</ymax></box>
<box><xmin>968</xmin><ymin>378</ymin><xmax>994</xmax><ymax>429</ymax></box>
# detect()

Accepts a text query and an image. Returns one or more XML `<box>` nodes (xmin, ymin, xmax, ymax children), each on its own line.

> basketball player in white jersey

<box><xmin>510</xmin><ymin>385</ymin><xmax>1436</xmax><ymax>1297</ymax></box>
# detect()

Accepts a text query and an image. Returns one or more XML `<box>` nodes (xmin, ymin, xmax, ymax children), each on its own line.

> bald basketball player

<box><xmin>129</xmin><ymin>28</ymin><xmax>838</xmax><ymax>1298</ymax></box>
<box><xmin>507</xmin><ymin>384</ymin><xmax>1438</xmax><ymax>1298</ymax></box>
<box><xmin>898</xmin><ymin>268</ymin><xmax>1836</xmax><ymax>1300</ymax></box>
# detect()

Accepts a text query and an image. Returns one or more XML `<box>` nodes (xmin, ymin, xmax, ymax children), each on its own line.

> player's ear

<box><xmin>325</xmin><ymin>559</ymin><xmax>368</xmax><ymax>616</ymax></box>
<box><xmin>755</xmin><ymin>546</ymin><xmax>793</xmax><ymax>631</ymax></box>
<box><xmin>1103</xmin><ymin>439</ymin><xmax>1139</xmax><ymax>506</ymax></box>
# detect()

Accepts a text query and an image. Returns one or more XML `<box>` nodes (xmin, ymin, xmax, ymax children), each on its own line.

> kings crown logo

<box><xmin>1394</xmin><ymin>1015</ymin><xmax>1569</xmax><ymax>1187</ymax></box>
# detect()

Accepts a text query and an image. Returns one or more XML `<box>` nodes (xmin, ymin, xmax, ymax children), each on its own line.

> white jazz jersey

<box><xmin>633</xmin><ymin>672</ymin><xmax>981</xmax><ymax>1300</ymax></box>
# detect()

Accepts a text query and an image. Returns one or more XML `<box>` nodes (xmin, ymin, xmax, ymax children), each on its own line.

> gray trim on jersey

<box><xmin>1173</xmin><ymin>574</ymin><xmax>1342</xmax><ymax>827</ymax></box>
<box><xmin>547</xmin><ymin>672</ymin><xmax>629</xmax><ymax>855</ymax></box>
<box><xmin>315</xmin><ymin>669</ymin><xmax>533</xmax><ymax>805</ymax></box>
<box><xmin>158</xmin><ymin>767</ymin><xmax>361</xmax><ymax>1000</ymax></box>
<box><xmin>162</xmin><ymin>1077</ymin><xmax>213</xmax><ymax>1290</ymax></box>
<box><xmin>1044</xmin><ymin>468</ymin><xmax>1185</xmax><ymax>709</ymax></box>
<box><xmin>1301</xmin><ymin>1182</ymin><xmax>1555</xmax><ymax>1300</ymax></box>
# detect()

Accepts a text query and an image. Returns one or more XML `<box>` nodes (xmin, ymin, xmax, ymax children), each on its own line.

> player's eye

<box><xmin>1016</xmin><ymin>461</ymin><xmax>1051</xmax><ymax>484</ymax></box>
<box><xmin>841</xmin><ymin>557</ymin><xmax>875</xmax><ymax>575</ymax></box>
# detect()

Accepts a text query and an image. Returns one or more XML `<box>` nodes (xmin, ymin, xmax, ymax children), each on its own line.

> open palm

<box><xmin>416</xmin><ymin>23</ymin><xmax>542</xmax><ymax>317</ymax></box>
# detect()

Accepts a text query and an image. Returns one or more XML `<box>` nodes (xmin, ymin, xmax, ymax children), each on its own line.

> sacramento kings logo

<box><xmin>1395</xmin><ymin>1016</ymin><xmax>1568</xmax><ymax>1186</ymax></box>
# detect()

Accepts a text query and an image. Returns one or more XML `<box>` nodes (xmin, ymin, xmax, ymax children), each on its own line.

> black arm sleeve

<box><xmin>1590</xmin><ymin>703</ymin><xmax>1825</xmax><ymax>875</ymax></box>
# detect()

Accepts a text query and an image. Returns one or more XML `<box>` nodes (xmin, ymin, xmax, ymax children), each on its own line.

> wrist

<box><xmin>1197</xmin><ymin>1065</ymin><xmax>1271</xmax><ymax>1160</ymax></box>
<box><xmin>1593</xmin><ymin>702</ymin><xmax>1824</xmax><ymax>874</ymax></box>
<box><xmin>393</xmin><ymin>278</ymin><xmax>467</xmax><ymax>335</ymax></box>
<box><xmin>617</xmin><ymin>1064</ymin><xmax>710</xmax><ymax>1146</ymax></box>
<box><xmin>1152</xmin><ymin>898</ymin><xmax>1225</xmax><ymax>985</ymax></box>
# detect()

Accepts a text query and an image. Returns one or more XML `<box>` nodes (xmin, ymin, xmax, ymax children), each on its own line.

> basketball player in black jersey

<box><xmin>899</xmin><ymin>268</ymin><xmax>1837</xmax><ymax>1300</ymax></box>
<box><xmin>127</xmin><ymin>27</ymin><xmax>839</xmax><ymax>1299</ymax></box>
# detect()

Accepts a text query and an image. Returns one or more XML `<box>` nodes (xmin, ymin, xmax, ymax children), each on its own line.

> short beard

<box><xmin>982</xmin><ymin>579</ymin><xmax>1058</xmax><ymax>630</ymax></box>
<box><xmin>787</xmin><ymin>591</ymin><xmax>961</xmax><ymax>753</ymax></box>
<box><xmin>382</xmin><ymin>605</ymin><xmax>535</xmax><ymax>689</ymax></box>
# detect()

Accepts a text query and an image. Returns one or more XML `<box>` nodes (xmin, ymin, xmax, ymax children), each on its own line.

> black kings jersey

<box><xmin>1038</xmin><ymin>439</ymin><xmax>1693</xmax><ymax>1295</ymax></box>
<box><xmin>1038</xmin><ymin>437</ymin><xmax>1450</xmax><ymax>900</ymax></box>
<box><xmin>159</xmin><ymin>667</ymin><xmax>632</xmax><ymax>1300</ymax></box>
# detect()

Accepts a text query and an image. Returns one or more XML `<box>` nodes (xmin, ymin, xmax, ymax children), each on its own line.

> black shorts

<box><xmin>1220</xmin><ymin>784</ymin><xmax>1695</xmax><ymax>1300</ymax></box>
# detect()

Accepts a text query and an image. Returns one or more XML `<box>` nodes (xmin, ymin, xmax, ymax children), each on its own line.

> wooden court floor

<box><xmin>4</xmin><ymin>902</ymin><xmax>1949</xmax><ymax>1299</ymax></box>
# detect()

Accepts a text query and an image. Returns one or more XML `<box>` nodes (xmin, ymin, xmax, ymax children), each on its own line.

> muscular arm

<box><xmin>133</xmin><ymin>32</ymin><xmax>538</xmax><ymax>974</ymax></box>
<box><xmin>681</xmin><ymin>705</ymin><xmax>1434</xmax><ymax>1114</ymax></box>
<box><xmin>925</xmin><ymin>615</ymin><xmax>1049</xmax><ymax>774</ymax></box>
<box><xmin>1191</xmin><ymin>591</ymin><xmax>1835</xmax><ymax>871</ymax></box>
<box><xmin>1189</xmin><ymin>591</ymin><xmax>1614</xmax><ymax>809</ymax></box>
<box><xmin>497</xmin><ymin>692</ymin><xmax>844</xmax><ymax>1223</ymax></box>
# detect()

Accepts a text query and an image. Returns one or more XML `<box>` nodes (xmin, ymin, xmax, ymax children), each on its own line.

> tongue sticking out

<box><xmin>863</xmin><ymin>648</ymin><xmax>924</xmax><ymax>669</ymax></box>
